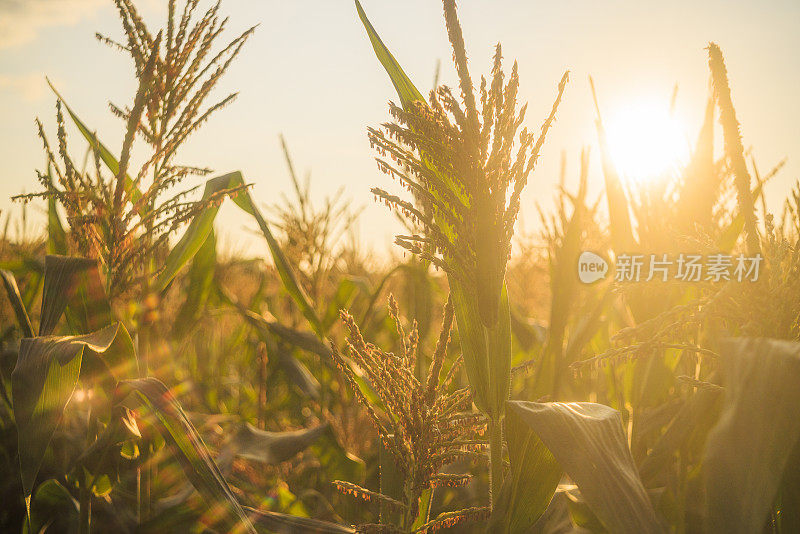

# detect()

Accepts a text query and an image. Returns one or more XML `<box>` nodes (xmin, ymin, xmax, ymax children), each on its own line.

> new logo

<box><xmin>578</xmin><ymin>251</ymin><xmax>609</xmax><ymax>284</ymax></box>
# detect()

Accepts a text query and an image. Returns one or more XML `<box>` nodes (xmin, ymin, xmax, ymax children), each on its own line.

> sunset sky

<box><xmin>1</xmin><ymin>0</ymin><xmax>798</xmax><ymax>256</ymax></box>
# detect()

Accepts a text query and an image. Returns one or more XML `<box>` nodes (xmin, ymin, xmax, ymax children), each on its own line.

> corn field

<box><xmin>1</xmin><ymin>1</ymin><xmax>798</xmax><ymax>533</ymax></box>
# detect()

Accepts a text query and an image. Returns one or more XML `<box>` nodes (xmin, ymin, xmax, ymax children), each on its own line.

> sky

<box><xmin>1</xmin><ymin>0</ymin><xmax>798</xmax><ymax>257</ymax></box>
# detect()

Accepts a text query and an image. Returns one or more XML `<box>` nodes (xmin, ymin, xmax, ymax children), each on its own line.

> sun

<box><xmin>604</xmin><ymin>100</ymin><xmax>690</xmax><ymax>182</ymax></box>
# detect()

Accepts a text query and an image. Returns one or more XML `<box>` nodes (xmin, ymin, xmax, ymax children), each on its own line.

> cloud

<box><xmin>0</xmin><ymin>0</ymin><xmax>107</xmax><ymax>49</ymax></box>
<box><xmin>0</xmin><ymin>73</ymin><xmax>48</xmax><ymax>101</ymax></box>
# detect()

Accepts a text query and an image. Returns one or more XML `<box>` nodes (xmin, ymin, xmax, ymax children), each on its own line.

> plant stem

<box><xmin>488</xmin><ymin>416</ymin><xmax>504</xmax><ymax>507</ymax></box>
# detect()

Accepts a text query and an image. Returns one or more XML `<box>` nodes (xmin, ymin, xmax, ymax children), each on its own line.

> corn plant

<box><xmin>355</xmin><ymin>0</ymin><xmax>568</xmax><ymax>503</ymax></box>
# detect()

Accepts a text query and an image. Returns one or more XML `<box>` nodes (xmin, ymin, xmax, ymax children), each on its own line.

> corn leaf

<box><xmin>46</xmin><ymin>79</ymin><xmax>144</xmax><ymax>210</ymax></box>
<box><xmin>273</xmin><ymin>344</ymin><xmax>321</xmax><ymax>400</ymax></box>
<box><xmin>321</xmin><ymin>276</ymin><xmax>367</xmax><ymax>333</ymax></box>
<box><xmin>489</xmin><ymin>403</ymin><xmax>561</xmax><ymax>533</ymax></box>
<box><xmin>48</xmin><ymin>86</ymin><xmax>323</xmax><ymax>335</ymax></box>
<box><xmin>229</xmin><ymin>183</ymin><xmax>324</xmax><ymax>338</ymax></box>
<box><xmin>24</xmin><ymin>479</ymin><xmax>79</xmax><ymax>534</ymax></box>
<box><xmin>116</xmin><ymin>377</ymin><xmax>255</xmax><ymax>534</ymax></box>
<box><xmin>224</xmin><ymin>422</ymin><xmax>328</xmax><ymax>465</ymax></box>
<box><xmin>451</xmin><ymin>281</ymin><xmax>511</xmax><ymax>419</ymax></box>
<box><xmin>590</xmin><ymin>78</ymin><xmax>634</xmax><ymax>252</ymax></box>
<box><xmin>638</xmin><ymin>385</ymin><xmax>722</xmax><ymax>484</ymax></box>
<box><xmin>0</xmin><ymin>270</ymin><xmax>34</xmax><ymax>338</ymax></box>
<box><xmin>507</xmin><ymin>400</ymin><xmax>665</xmax><ymax>534</ymax></box>
<box><xmin>173</xmin><ymin>229</ymin><xmax>217</xmax><ymax>339</ymax></box>
<box><xmin>12</xmin><ymin>323</ymin><xmax>122</xmax><ymax>507</ymax></box>
<box><xmin>703</xmin><ymin>338</ymin><xmax>800</xmax><ymax>533</ymax></box>
<box><xmin>154</xmin><ymin>172</ymin><xmax>243</xmax><ymax>293</ymax></box>
<box><xmin>354</xmin><ymin>0</ymin><xmax>425</xmax><ymax>108</ymax></box>
<box><xmin>38</xmin><ymin>255</ymin><xmax>137</xmax><ymax>381</ymax></box>
<box><xmin>47</xmin><ymin>195</ymin><xmax>68</xmax><ymax>256</ymax></box>
<box><xmin>245</xmin><ymin>506</ymin><xmax>355</xmax><ymax>534</ymax></box>
<box><xmin>40</xmin><ymin>255</ymin><xmax>114</xmax><ymax>336</ymax></box>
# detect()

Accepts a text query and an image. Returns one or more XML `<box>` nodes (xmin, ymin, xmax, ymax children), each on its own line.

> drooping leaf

<box><xmin>245</xmin><ymin>506</ymin><xmax>355</xmax><ymax>534</ymax></box>
<box><xmin>38</xmin><ymin>256</ymin><xmax>137</xmax><ymax>381</ymax></box>
<box><xmin>155</xmin><ymin>172</ymin><xmax>245</xmax><ymax>292</ymax></box>
<box><xmin>489</xmin><ymin>403</ymin><xmax>561</xmax><ymax>533</ymax></box>
<box><xmin>226</xmin><ymin>297</ymin><xmax>380</xmax><ymax>407</ymax></box>
<box><xmin>224</xmin><ymin>422</ymin><xmax>328</xmax><ymax>465</ymax></box>
<box><xmin>507</xmin><ymin>401</ymin><xmax>664</xmax><ymax>533</ymax></box>
<box><xmin>274</xmin><ymin>345</ymin><xmax>321</xmax><ymax>400</ymax></box>
<box><xmin>12</xmin><ymin>323</ymin><xmax>122</xmax><ymax>505</ymax></box>
<box><xmin>703</xmin><ymin>338</ymin><xmax>800</xmax><ymax>533</ymax></box>
<box><xmin>0</xmin><ymin>269</ymin><xmax>34</xmax><ymax>337</ymax></box>
<box><xmin>116</xmin><ymin>377</ymin><xmax>255</xmax><ymax>534</ymax></box>
<box><xmin>229</xmin><ymin>183</ymin><xmax>324</xmax><ymax>337</ymax></box>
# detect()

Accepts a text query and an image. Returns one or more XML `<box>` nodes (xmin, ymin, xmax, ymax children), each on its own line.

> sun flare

<box><xmin>605</xmin><ymin>100</ymin><xmax>690</xmax><ymax>182</ymax></box>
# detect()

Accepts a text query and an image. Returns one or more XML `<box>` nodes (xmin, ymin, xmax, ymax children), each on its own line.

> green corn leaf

<box><xmin>224</xmin><ymin>422</ymin><xmax>328</xmax><ymax>465</ymax></box>
<box><xmin>116</xmin><ymin>377</ymin><xmax>255</xmax><ymax>534</ymax></box>
<box><xmin>378</xmin><ymin>434</ymin><xmax>403</xmax><ymax>524</ymax></box>
<box><xmin>154</xmin><ymin>172</ymin><xmax>244</xmax><ymax>293</ymax></box>
<box><xmin>47</xmin><ymin>196</ymin><xmax>68</xmax><ymax>256</ymax></box>
<box><xmin>39</xmin><ymin>255</ymin><xmax>137</xmax><ymax>381</ymax></box>
<box><xmin>273</xmin><ymin>344</ymin><xmax>321</xmax><ymax>400</ymax></box>
<box><xmin>451</xmin><ymin>280</ymin><xmax>511</xmax><ymax>419</ymax></box>
<box><xmin>238</xmin><ymin>305</ymin><xmax>380</xmax><ymax>407</ymax></box>
<box><xmin>321</xmin><ymin>276</ymin><xmax>366</xmax><ymax>333</ymax></box>
<box><xmin>46</xmin><ymin>79</ymin><xmax>144</xmax><ymax>208</ymax></box>
<box><xmin>245</xmin><ymin>506</ymin><xmax>355</xmax><ymax>534</ymax></box>
<box><xmin>703</xmin><ymin>338</ymin><xmax>800</xmax><ymax>534</ymax></box>
<box><xmin>354</xmin><ymin>0</ymin><xmax>425</xmax><ymax>108</ymax></box>
<box><xmin>1</xmin><ymin>269</ymin><xmax>34</xmax><ymax>338</ymax></box>
<box><xmin>489</xmin><ymin>404</ymin><xmax>561</xmax><ymax>533</ymax></box>
<box><xmin>24</xmin><ymin>479</ymin><xmax>79</xmax><ymax>534</ymax></box>
<box><xmin>229</xmin><ymin>183</ymin><xmax>324</xmax><ymax>338</ymax></box>
<box><xmin>638</xmin><ymin>385</ymin><xmax>722</xmax><ymax>484</ymax></box>
<box><xmin>507</xmin><ymin>401</ymin><xmax>665</xmax><ymax>534</ymax></box>
<box><xmin>12</xmin><ymin>323</ymin><xmax>122</xmax><ymax>509</ymax></box>
<box><xmin>173</xmin><ymin>229</ymin><xmax>217</xmax><ymax>339</ymax></box>
<box><xmin>21</xmin><ymin>265</ymin><xmax>44</xmax><ymax>313</ymax></box>
<box><xmin>41</xmin><ymin>255</ymin><xmax>114</xmax><ymax>335</ymax></box>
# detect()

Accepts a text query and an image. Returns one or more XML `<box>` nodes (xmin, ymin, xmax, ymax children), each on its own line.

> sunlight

<box><xmin>605</xmin><ymin>100</ymin><xmax>690</xmax><ymax>182</ymax></box>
